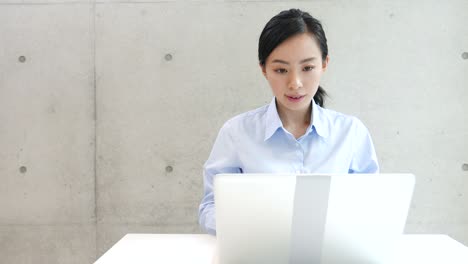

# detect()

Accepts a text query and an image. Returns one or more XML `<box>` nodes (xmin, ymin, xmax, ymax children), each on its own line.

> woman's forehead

<box><xmin>267</xmin><ymin>33</ymin><xmax>322</xmax><ymax>64</ymax></box>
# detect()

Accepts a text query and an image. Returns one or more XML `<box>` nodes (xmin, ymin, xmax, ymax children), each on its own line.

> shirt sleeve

<box><xmin>198</xmin><ymin>121</ymin><xmax>241</xmax><ymax>235</ymax></box>
<box><xmin>348</xmin><ymin>118</ymin><xmax>380</xmax><ymax>173</ymax></box>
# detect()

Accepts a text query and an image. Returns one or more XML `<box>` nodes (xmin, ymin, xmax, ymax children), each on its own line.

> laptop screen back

<box><xmin>214</xmin><ymin>173</ymin><xmax>415</xmax><ymax>264</ymax></box>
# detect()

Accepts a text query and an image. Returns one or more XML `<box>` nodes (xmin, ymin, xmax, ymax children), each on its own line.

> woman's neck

<box><xmin>276</xmin><ymin>101</ymin><xmax>312</xmax><ymax>138</ymax></box>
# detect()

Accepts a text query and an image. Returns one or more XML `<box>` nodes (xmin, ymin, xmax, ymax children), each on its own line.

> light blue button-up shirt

<box><xmin>198</xmin><ymin>97</ymin><xmax>379</xmax><ymax>235</ymax></box>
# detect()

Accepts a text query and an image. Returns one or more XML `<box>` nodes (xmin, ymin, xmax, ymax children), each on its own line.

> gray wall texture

<box><xmin>0</xmin><ymin>0</ymin><xmax>467</xmax><ymax>263</ymax></box>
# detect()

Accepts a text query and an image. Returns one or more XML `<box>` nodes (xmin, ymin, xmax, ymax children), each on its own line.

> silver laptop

<box><xmin>214</xmin><ymin>173</ymin><xmax>415</xmax><ymax>264</ymax></box>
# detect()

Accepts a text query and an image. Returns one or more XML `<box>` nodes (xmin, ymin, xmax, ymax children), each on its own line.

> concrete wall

<box><xmin>0</xmin><ymin>0</ymin><xmax>467</xmax><ymax>262</ymax></box>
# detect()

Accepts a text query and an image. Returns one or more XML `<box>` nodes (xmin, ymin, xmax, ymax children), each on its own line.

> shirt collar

<box><xmin>264</xmin><ymin>97</ymin><xmax>283</xmax><ymax>141</ymax></box>
<box><xmin>310</xmin><ymin>98</ymin><xmax>330</xmax><ymax>139</ymax></box>
<box><xmin>264</xmin><ymin>97</ymin><xmax>329</xmax><ymax>141</ymax></box>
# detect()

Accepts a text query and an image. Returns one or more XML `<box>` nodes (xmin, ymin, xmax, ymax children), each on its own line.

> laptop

<box><xmin>214</xmin><ymin>173</ymin><xmax>415</xmax><ymax>264</ymax></box>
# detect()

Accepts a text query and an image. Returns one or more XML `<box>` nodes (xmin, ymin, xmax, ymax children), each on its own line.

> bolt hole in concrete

<box><xmin>18</xmin><ymin>56</ymin><xmax>26</xmax><ymax>63</ymax></box>
<box><xmin>165</xmin><ymin>54</ymin><xmax>173</xmax><ymax>61</ymax></box>
<box><xmin>19</xmin><ymin>166</ymin><xmax>27</xmax><ymax>173</ymax></box>
<box><xmin>462</xmin><ymin>52</ymin><xmax>468</xmax><ymax>60</ymax></box>
<box><xmin>166</xmin><ymin>166</ymin><xmax>173</xmax><ymax>173</ymax></box>
<box><xmin>462</xmin><ymin>163</ymin><xmax>468</xmax><ymax>171</ymax></box>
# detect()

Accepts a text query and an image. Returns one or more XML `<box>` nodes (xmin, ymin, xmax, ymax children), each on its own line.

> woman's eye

<box><xmin>304</xmin><ymin>66</ymin><xmax>315</xmax><ymax>71</ymax></box>
<box><xmin>275</xmin><ymin>69</ymin><xmax>287</xmax><ymax>74</ymax></box>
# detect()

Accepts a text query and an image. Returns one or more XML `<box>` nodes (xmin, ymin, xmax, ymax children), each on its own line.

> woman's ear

<box><xmin>322</xmin><ymin>56</ymin><xmax>330</xmax><ymax>72</ymax></box>
<box><xmin>259</xmin><ymin>63</ymin><xmax>267</xmax><ymax>77</ymax></box>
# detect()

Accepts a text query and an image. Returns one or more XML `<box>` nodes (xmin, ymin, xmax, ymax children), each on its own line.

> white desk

<box><xmin>94</xmin><ymin>234</ymin><xmax>468</xmax><ymax>264</ymax></box>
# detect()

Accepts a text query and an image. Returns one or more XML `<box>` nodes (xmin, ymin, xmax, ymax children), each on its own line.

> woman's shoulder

<box><xmin>217</xmin><ymin>103</ymin><xmax>270</xmax><ymax>136</ymax></box>
<box><xmin>317</xmin><ymin>105</ymin><xmax>369</xmax><ymax>132</ymax></box>
<box><xmin>320</xmin><ymin>106</ymin><xmax>355</xmax><ymax>121</ymax></box>
<box><xmin>223</xmin><ymin>103</ymin><xmax>269</xmax><ymax>126</ymax></box>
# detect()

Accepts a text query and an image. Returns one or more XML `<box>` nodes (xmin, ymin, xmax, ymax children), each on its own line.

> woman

<box><xmin>199</xmin><ymin>9</ymin><xmax>379</xmax><ymax>235</ymax></box>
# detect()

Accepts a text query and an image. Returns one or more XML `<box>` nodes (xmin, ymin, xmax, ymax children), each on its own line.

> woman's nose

<box><xmin>288</xmin><ymin>72</ymin><xmax>303</xmax><ymax>90</ymax></box>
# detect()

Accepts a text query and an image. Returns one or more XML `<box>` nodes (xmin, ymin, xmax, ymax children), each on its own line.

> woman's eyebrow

<box><xmin>271</xmin><ymin>57</ymin><xmax>317</xmax><ymax>64</ymax></box>
<box><xmin>299</xmin><ymin>57</ymin><xmax>317</xmax><ymax>63</ymax></box>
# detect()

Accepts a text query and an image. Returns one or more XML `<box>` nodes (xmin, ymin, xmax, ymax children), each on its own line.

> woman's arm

<box><xmin>198</xmin><ymin>121</ymin><xmax>241</xmax><ymax>235</ymax></box>
<box><xmin>348</xmin><ymin>118</ymin><xmax>380</xmax><ymax>173</ymax></box>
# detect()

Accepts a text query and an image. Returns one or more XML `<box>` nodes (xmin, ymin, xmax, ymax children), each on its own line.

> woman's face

<box><xmin>261</xmin><ymin>33</ymin><xmax>329</xmax><ymax>114</ymax></box>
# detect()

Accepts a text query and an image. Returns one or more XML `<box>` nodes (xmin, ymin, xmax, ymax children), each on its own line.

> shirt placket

<box><xmin>294</xmin><ymin>141</ymin><xmax>305</xmax><ymax>174</ymax></box>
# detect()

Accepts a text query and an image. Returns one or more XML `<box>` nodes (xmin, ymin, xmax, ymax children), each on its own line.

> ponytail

<box><xmin>313</xmin><ymin>86</ymin><xmax>327</xmax><ymax>107</ymax></box>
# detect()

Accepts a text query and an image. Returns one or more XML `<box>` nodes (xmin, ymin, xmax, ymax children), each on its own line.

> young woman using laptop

<box><xmin>199</xmin><ymin>9</ymin><xmax>379</xmax><ymax>235</ymax></box>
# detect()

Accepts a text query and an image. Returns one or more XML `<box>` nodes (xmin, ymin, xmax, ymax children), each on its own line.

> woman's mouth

<box><xmin>286</xmin><ymin>95</ymin><xmax>305</xmax><ymax>102</ymax></box>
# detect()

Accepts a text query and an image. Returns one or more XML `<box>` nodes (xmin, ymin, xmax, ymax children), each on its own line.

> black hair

<box><xmin>258</xmin><ymin>9</ymin><xmax>329</xmax><ymax>107</ymax></box>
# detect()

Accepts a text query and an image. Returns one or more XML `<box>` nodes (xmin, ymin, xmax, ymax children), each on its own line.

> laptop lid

<box><xmin>214</xmin><ymin>173</ymin><xmax>415</xmax><ymax>264</ymax></box>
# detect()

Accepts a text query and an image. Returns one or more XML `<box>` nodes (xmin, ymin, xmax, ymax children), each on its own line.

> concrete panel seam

<box><xmin>0</xmin><ymin>2</ymin><xmax>93</xmax><ymax>6</ymax></box>
<box><xmin>92</xmin><ymin>0</ymin><xmax>98</xmax><ymax>260</ymax></box>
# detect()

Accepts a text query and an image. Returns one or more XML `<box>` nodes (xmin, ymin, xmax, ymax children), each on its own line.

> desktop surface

<box><xmin>94</xmin><ymin>233</ymin><xmax>468</xmax><ymax>264</ymax></box>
